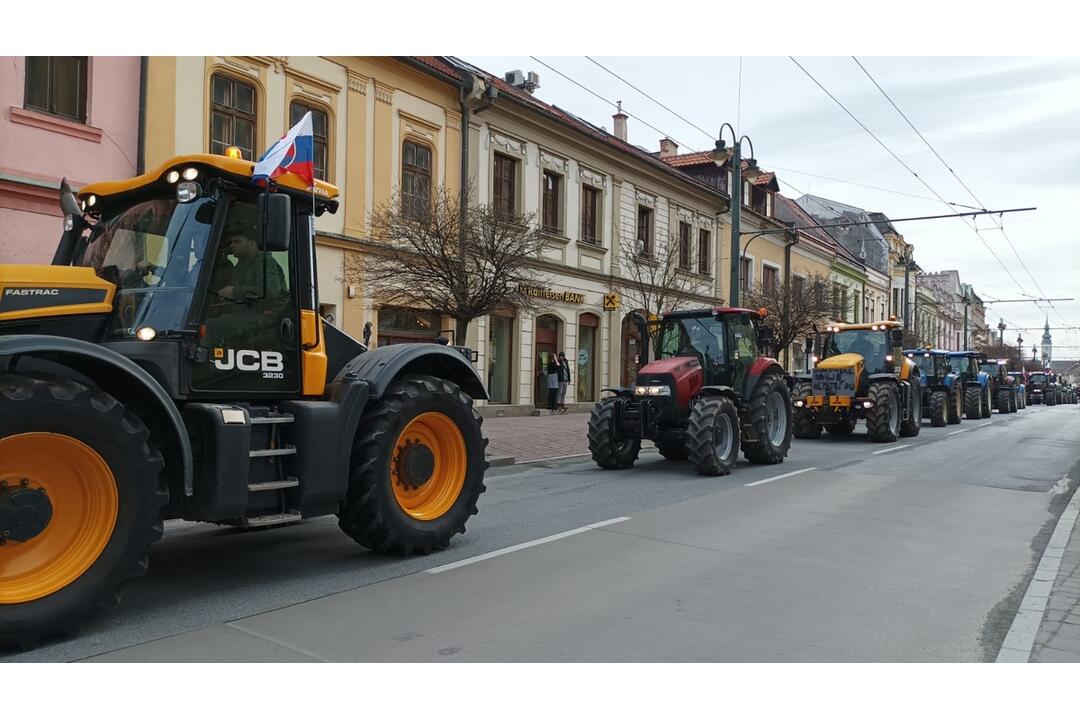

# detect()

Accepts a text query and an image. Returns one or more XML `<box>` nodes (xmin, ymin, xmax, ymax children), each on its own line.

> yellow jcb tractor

<box><xmin>0</xmin><ymin>154</ymin><xmax>489</xmax><ymax>647</ymax></box>
<box><xmin>791</xmin><ymin>321</ymin><xmax>922</xmax><ymax>442</ymax></box>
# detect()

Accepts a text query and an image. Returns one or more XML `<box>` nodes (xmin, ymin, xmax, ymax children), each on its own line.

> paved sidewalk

<box><xmin>483</xmin><ymin>409</ymin><xmax>593</xmax><ymax>464</ymax></box>
<box><xmin>1030</xmin><ymin>492</ymin><xmax>1080</xmax><ymax>662</ymax></box>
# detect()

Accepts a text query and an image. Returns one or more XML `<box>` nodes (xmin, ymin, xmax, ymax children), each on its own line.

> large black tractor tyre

<box><xmin>900</xmin><ymin>381</ymin><xmax>923</xmax><ymax>437</ymax></box>
<box><xmin>0</xmin><ymin>373</ymin><xmax>167</xmax><ymax>649</ymax></box>
<box><xmin>743</xmin><ymin>374</ymin><xmax>793</xmax><ymax>465</ymax></box>
<box><xmin>1008</xmin><ymin>391</ymin><xmax>1018</xmax><ymax>413</ymax></box>
<box><xmin>964</xmin><ymin>386</ymin><xmax>983</xmax><ymax>420</ymax></box>
<box><xmin>981</xmin><ymin>387</ymin><xmax>993</xmax><ymax>417</ymax></box>
<box><xmin>587</xmin><ymin>397</ymin><xmax>641</xmax><ymax>470</ymax></box>
<box><xmin>947</xmin><ymin>389</ymin><xmax>963</xmax><ymax>424</ymax></box>
<box><xmin>865</xmin><ymin>382</ymin><xmax>901</xmax><ymax>443</ymax></box>
<box><xmin>687</xmin><ymin>395</ymin><xmax>741</xmax><ymax>477</ymax></box>
<box><xmin>654</xmin><ymin>440</ymin><xmax>688</xmax><ymax>461</ymax></box>
<box><xmin>996</xmin><ymin>388</ymin><xmax>1012</xmax><ymax>414</ymax></box>
<box><xmin>929</xmin><ymin>390</ymin><xmax>948</xmax><ymax>428</ymax></box>
<box><xmin>825</xmin><ymin>416</ymin><xmax>858</xmax><ymax>435</ymax></box>
<box><xmin>1045</xmin><ymin>392</ymin><xmax>1056</xmax><ymax>407</ymax></box>
<box><xmin>338</xmin><ymin>375</ymin><xmax>488</xmax><ymax>556</ymax></box>
<box><xmin>792</xmin><ymin>382</ymin><xmax>823</xmax><ymax>439</ymax></box>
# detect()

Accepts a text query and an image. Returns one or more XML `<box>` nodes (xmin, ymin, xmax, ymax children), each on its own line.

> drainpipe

<box><xmin>455</xmin><ymin>72</ymin><xmax>475</xmax><ymax>347</ymax></box>
<box><xmin>137</xmin><ymin>56</ymin><xmax>147</xmax><ymax>175</ymax></box>
<box><xmin>783</xmin><ymin>230</ymin><xmax>799</xmax><ymax>369</ymax></box>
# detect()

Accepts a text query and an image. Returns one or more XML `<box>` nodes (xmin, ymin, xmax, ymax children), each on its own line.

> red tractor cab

<box><xmin>587</xmin><ymin>307</ymin><xmax>792</xmax><ymax>476</ymax></box>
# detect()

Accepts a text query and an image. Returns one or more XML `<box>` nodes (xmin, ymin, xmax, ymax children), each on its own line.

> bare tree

<box><xmin>617</xmin><ymin>230</ymin><xmax>712</xmax><ymax>354</ymax></box>
<box><xmin>743</xmin><ymin>273</ymin><xmax>835</xmax><ymax>361</ymax></box>
<box><xmin>350</xmin><ymin>185</ymin><xmax>551</xmax><ymax>345</ymax></box>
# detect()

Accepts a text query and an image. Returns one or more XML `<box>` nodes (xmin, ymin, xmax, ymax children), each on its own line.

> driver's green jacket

<box><xmin>232</xmin><ymin>253</ymin><xmax>285</xmax><ymax>303</ymax></box>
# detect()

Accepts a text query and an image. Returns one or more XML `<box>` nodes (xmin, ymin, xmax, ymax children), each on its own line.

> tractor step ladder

<box><xmin>248</xmin><ymin>477</ymin><xmax>300</xmax><ymax>492</ymax></box>
<box><xmin>241</xmin><ymin>511</ymin><xmax>303</xmax><ymax>528</ymax></box>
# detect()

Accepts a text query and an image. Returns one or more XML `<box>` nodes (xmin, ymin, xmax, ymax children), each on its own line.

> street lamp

<box><xmin>712</xmin><ymin>122</ymin><xmax>759</xmax><ymax>308</ymax></box>
<box><xmin>1017</xmin><ymin>334</ymin><xmax>1023</xmax><ymax>369</ymax></box>
<box><xmin>998</xmin><ymin>320</ymin><xmax>1006</xmax><ymax>356</ymax></box>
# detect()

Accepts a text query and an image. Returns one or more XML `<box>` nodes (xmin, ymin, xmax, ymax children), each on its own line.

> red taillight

<box><xmin>199</xmin><ymin>324</ymin><xmax>206</xmax><ymax>338</ymax></box>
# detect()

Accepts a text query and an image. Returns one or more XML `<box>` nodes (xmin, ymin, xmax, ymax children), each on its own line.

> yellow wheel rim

<box><xmin>391</xmin><ymin>412</ymin><xmax>466</xmax><ymax>521</ymax></box>
<box><xmin>0</xmin><ymin>433</ymin><xmax>118</xmax><ymax>604</ymax></box>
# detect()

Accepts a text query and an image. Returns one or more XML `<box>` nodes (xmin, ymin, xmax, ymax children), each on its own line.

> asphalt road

<box><xmin>6</xmin><ymin>403</ymin><xmax>1080</xmax><ymax>662</ymax></box>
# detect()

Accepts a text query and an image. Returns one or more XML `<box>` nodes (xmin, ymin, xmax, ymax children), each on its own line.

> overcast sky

<box><xmin>465</xmin><ymin>56</ymin><xmax>1080</xmax><ymax>360</ymax></box>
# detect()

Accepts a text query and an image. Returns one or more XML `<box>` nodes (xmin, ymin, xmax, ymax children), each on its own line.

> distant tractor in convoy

<box><xmin>949</xmin><ymin>351</ymin><xmax>994</xmax><ymax>417</ymax></box>
<box><xmin>792</xmin><ymin>321</ymin><xmax>922</xmax><ymax>443</ymax></box>
<box><xmin>588</xmin><ymin>307</ymin><xmax>792</xmax><ymax>477</ymax></box>
<box><xmin>979</xmin><ymin>358</ymin><xmax>1018</xmax><ymax>413</ymax></box>
<box><xmin>1007</xmin><ymin>371</ymin><xmax>1027</xmax><ymax>410</ymax></box>
<box><xmin>905</xmin><ymin>348</ymin><xmax>964</xmax><ymax>427</ymax></box>
<box><xmin>0</xmin><ymin>154</ymin><xmax>490</xmax><ymax>647</ymax></box>
<box><xmin>1027</xmin><ymin>370</ymin><xmax>1049</xmax><ymax>404</ymax></box>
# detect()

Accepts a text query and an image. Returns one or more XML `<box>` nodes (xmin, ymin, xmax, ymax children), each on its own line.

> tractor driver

<box><xmin>216</xmin><ymin>232</ymin><xmax>285</xmax><ymax>306</ymax></box>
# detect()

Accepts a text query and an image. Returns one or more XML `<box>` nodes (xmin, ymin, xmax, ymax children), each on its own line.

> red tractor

<box><xmin>588</xmin><ymin>307</ymin><xmax>792</xmax><ymax>476</ymax></box>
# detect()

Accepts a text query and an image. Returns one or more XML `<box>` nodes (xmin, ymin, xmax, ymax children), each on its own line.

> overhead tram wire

<box><xmin>851</xmin><ymin>56</ymin><xmax>1070</xmax><ymax>327</ymax></box>
<box><xmin>788</xmin><ymin>56</ymin><xmax>1033</xmax><ymax>300</ymax></box>
<box><xmin>581</xmin><ymin>56</ymin><xmax>986</xmax><ymax>211</ymax></box>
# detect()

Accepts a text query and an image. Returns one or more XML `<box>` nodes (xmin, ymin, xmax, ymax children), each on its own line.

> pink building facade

<box><xmin>0</xmin><ymin>56</ymin><xmax>141</xmax><ymax>264</ymax></box>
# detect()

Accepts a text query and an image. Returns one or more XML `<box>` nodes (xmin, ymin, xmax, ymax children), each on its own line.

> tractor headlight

<box><xmin>182</xmin><ymin>167</ymin><xmax>199</xmax><ymax>181</ymax></box>
<box><xmin>794</xmin><ymin>399</ymin><xmax>805</xmax><ymax>408</ymax></box>
<box><xmin>633</xmin><ymin>385</ymin><xmax>671</xmax><ymax>396</ymax></box>
<box><xmin>863</xmin><ymin>400</ymin><xmax>874</xmax><ymax>409</ymax></box>
<box><xmin>135</xmin><ymin>326</ymin><xmax>157</xmax><ymax>341</ymax></box>
<box><xmin>165</xmin><ymin>170</ymin><xmax>180</xmax><ymax>184</ymax></box>
<box><xmin>177</xmin><ymin>181</ymin><xmax>201</xmax><ymax>203</ymax></box>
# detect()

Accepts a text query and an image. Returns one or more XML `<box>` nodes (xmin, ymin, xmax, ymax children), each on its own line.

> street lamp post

<box><xmin>998</xmin><ymin>320</ymin><xmax>1006</xmax><ymax>356</ymax></box>
<box><xmin>1017</xmin><ymin>334</ymin><xmax>1023</xmax><ymax>370</ymax></box>
<box><xmin>712</xmin><ymin>123</ymin><xmax>758</xmax><ymax>309</ymax></box>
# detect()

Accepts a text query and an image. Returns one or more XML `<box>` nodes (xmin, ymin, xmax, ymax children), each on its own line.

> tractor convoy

<box><xmin>1</xmin><ymin>154</ymin><xmax>1072</xmax><ymax>651</ymax></box>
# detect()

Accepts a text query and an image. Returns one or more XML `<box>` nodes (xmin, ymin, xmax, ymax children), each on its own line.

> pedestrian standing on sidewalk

<box><xmin>557</xmin><ymin>351</ymin><xmax>571</xmax><ymax>413</ymax></box>
<box><xmin>546</xmin><ymin>354</ymin><xmax>560</xmax><ymax>414</ymax></box>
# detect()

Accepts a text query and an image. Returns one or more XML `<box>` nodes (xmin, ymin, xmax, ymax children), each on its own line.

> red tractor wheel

<box><xmin>743</xmin><ymin>374</ymin><xmax>792</xmax><ymax>465</ymax></box>
<box><xmin>687</xmin><ymin>395</ymin><xmax>740</xmax><ymax>476</ymax></box>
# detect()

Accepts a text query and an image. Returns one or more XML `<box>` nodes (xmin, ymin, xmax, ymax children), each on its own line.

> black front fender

<box><xmin>0</xmin><ymin>334</ymin><xmax>193</xmax><ymax>494</ymax></box>
<box><xmin>335</xmin><ymin>342</ymin><xmax>488</xmax><ymax>401</ymax></box>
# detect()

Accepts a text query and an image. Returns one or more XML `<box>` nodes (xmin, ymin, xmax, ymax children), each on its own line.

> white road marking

<box><xmin>425</xmin><ymin>517</ymin><xmax>630</xmax><ymax>574</ymax></box>
<box><xmin>949</xmin><ymin>428</ymin><xmax>971</xmax><ymax>435</ymax></box>
<box><xmin>996</xmin><ymin>481</ymin><xmax>1080</xmax><ymax>662</ymax></box>
<box><xmin>872</xmin><ymin>444</ymin><xmax>911</xmax><ymax>455</ymax></box>
<box><xmin>979</xmin><ymin>422</ymin><xmax>995</xmax><ymax>428</ymax></box>
<box><xmin>744</xmin><ymin>467</ymin><xmax>817</xmax><ymax>487</ymax></box>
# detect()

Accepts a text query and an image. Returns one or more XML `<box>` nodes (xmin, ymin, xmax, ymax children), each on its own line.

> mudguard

<box><xmin>0</xmin><ymin>334</ymin><xmax>194</xmax><ymax>494</ymax></box>
<box><xmin>742</xmin><ymin>357</ymin><xmax>785</xmax><ymax>400</ymax></box>
<box><xmin>695</xmin><ymin>384</ymin><xmax>738</xmax><ymax>402</ymax></box>
<box><xmin>335</xmin><ymin>342</ymin><xmax>488</xmax><ymax>401</ymax></box>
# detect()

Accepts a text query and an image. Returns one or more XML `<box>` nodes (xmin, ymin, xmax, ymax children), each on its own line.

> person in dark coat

<box><xmin>557</xmin><ymin>351</ymin><xmax>571</xmax><ymax>413</ymax></box>
<box><xmin>546</xmin><ymin>354</ymin><xmax>560</xmax><ymax>414</ymax></box>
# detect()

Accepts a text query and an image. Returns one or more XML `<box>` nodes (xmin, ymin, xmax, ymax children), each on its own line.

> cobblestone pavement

<box><xmin>483</xmin><ymin>409</ymin><xmax>594</xmax><ymax>464</ymax></box>
<box><xmin>1031</xmin><ymin>496</ymin><xmax>1080</xmax><ymax>662</ymax></box>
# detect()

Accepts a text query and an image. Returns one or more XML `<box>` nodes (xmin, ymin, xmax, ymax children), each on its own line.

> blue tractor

<box><xmin>905</xmin><ymin>348</ymin><xmax>964</xmax><ymax>427</ymax></box>
<box><xmin>947</xmin><ymin>351</ymin><xmax>994</xmax><ymax>419</ymax></box>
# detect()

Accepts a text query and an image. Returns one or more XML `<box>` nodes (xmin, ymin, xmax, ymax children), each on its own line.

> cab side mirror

<box><xmin>258</xmin><ymin>193</ymin><xmax>291</xmax><ymax>252</ymax></box>
<box><xmin>890</xmin><ymin>328</ymin><xmax>904</xmax><ymax>345</ymax></box>
<box><xmin>804</xmin><ymin>336</ymin><xmax>814</xmax><ymax>354</ymax></box>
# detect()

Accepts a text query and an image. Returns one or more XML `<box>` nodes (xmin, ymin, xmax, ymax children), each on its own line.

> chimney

<box><xmin>613</xmin><ymin>101</ymin><xmax>628</xmax><ymax>141</ymax></box>
<box><xmin>659</xmin><ymin>137</ymin><xmax>678</xmax><ymax>158</ymax></box>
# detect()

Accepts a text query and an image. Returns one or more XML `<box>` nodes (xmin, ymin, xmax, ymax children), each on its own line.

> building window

<box><xmin>542</xmin><ymin>171</ymin><xmax>561</xmax><ymax>232</ymax></box>
<box><xmin>740</xmin><ymin>257</ymin><xmax>753</xmax><ymax>293</ymax></box>
<box><xmin>210</xmin><ymin>73</ymin><xmax>257</xmax><ymax>160</ymax></box>
<box><xmin>401</xmin><ymin>140</ymin><xmax>432</xmax><ymax>220</ymax></box>
<box><xmin>290</xmin><ymin>101</ymin><xmax>329</xmax><ymax>181</ymax></box>
<box><xmin>487</xmin><ymin>315</ymin><xmax>514</xmax><ymax>404</ymax></box>
<box><xmin>678</xmin><ymin>222</ymin><xmax>691</xmax><ymax>269</ymax></box>
<box><xmin>377</xmin><ymin>307</ymin><xmax>440</xmax><ymax>347</ymax></box>
<box><xmin>637</xmin><ymin>206</ymin><xmax>653</xmax><ymax>257</ymax></box>
<box><xmin>762</xmin><ymin>265</ymin><xmax>779</xmax><ymax>294</ymax></box>
<box><xmin>698</xmin><ymin>228</ymin><xmax>711</xmax><ymax>275</ymax></box>
<box><xmin>24</xmin><ymin>57</ymin><xmax>87</xmax><ymax>123</ymax></box>
<box><xmin>792</xmin><ymin>274</ymin><xmax>805</xmax><ymax>299</ymax></box>
<box><xmin>577</xmin><ymin>313</ymin><xmax>601</xmax><ymax>403</ymax></box>
<box><xmin>581</xmin><ymin>186</ymin><xmax>600</xmax><ymax>245</ymax></box>
<box><xmin>493</xmin><ymin>154</ymin><xmax>516</xmax><ymax>217</ymax></box>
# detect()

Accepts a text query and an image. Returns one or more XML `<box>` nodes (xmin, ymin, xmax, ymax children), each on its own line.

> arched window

<box><xmin>401</xmin><ymin>140</ymin><xmax>432</xmax><ymax>220</ymax></box>
<box><xmin>289</xmin><ymin>100</ymin><xmax>329</xmax><ymax>181</ymax></box>
<box><xmin>210</xmin><ymin>73</ymin><xmax>257</xmax><ymax>160</ymax></box>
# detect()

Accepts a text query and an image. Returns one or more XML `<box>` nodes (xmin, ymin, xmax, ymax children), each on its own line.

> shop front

<box><xmin>376</xmin><ymin>306</ymin><xmax>441</xmax><ymax>347</ymax></box>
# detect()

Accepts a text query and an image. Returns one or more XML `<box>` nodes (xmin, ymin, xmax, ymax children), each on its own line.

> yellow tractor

<box><xmin>0</xmin><ymin>154</ymin><xmax>489</xmax><ymax>647</ymax></box>
<box><xmin>791</xmin><ymin>321</ymin><xmax>922</xmax><ymax>442</ymax></box>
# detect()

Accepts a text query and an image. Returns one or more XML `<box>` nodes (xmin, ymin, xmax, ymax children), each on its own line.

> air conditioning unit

<box><xmin>505</xmin><ymin>70</ymin><xmax>525</xmax><ymax>86</ymax></box>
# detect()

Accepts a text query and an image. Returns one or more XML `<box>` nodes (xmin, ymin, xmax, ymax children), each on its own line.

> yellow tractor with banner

<box><xmin>0</xmin><ymin>153</ymin><xmax>489</xmax><ymax>647</ymax></box>
<box><xmin>791</xmin><ymin>320</ymin><xmax>922</xmax><ymax>442</ymax></box>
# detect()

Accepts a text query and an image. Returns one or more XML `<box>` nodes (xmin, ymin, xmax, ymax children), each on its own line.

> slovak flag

<box><xmin>252</xmin><ymin>111</ymin><xmax>315</xmax><ymax>188</ymax></box>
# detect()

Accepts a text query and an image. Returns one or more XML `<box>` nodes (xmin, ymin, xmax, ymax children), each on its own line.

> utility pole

<box><xmin>903</xmin><ymin>248</ymin><xmax>911</xmax><ymax>334</ymax></box>
<box><xmin>729</xmin><ymin>139</ymin><xmax>742</xmax><ymax>309</ymax></box>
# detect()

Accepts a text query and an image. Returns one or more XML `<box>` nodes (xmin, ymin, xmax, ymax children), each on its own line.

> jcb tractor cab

<box><xmin>588</xmin><ymin>307</ymin><xmax>792</xmax><ymax>477</ymax></box>
<box><xmin>946</xmin><ymin>351</ymin><xmax>993</xmax><ymax>418</ymax></box>
<box><xmin>0</xmin><ymin>154</ymin><xmax>489</xmax><ymax>647</ymax></box>
<box><xmin>903</xmin><ymin>348</ymin><xmax>963</xmax><ymax>426</ymax></box>
<box><xmin>792</xmin><ymin>321</ymin><xmax>921</xmax><ymax>442</ymax></box>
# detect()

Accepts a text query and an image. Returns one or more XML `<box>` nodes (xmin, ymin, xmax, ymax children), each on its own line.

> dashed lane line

<box><xmin>425</xmin><ymin>516</ymin><xmax>630</xmax><ymax>574</ymax></box>
<box><xmin>744</xmin><ymin>467</ymin><xmax>818</xmax><ymax>488</ymax></box>
<box><xmin>872</xmin><ymin>444</ymin><xmax>911</xmax><ymax>455</ymax></box>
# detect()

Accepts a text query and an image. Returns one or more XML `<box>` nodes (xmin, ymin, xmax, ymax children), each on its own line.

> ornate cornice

<box><xmin>539</xmin><ymin>149</ymin><xmax>567</xmax><ymax>173</ymax></box>
<box><xmin>374</xmin><ymin>82</ymin><xmax>394</xmax><ymax>105</ymax></box>
<box><xmin>580</xmin><ymin>166</ymin><xmax>607</xmax><ymax>188</ymax></box>
<box><xmin>445</xmin><ymin>110</ymin><xmax>462</xmax><ymax>131</ymax></box>
<box><xmin>347</xmin><ymin>71</ymin><xmax>369</xmax><ymax>95</ymax></box>
<box><xmin>490</xmin><ymin>131</ymin><xmax>526</xmax><ymax>156</ymax></box>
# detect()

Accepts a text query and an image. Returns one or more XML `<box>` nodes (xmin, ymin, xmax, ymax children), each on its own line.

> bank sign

<box><xmin>518</xmin><ymin>284</ymin><xmax>585</xmax><ymax>304</ymax></box>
